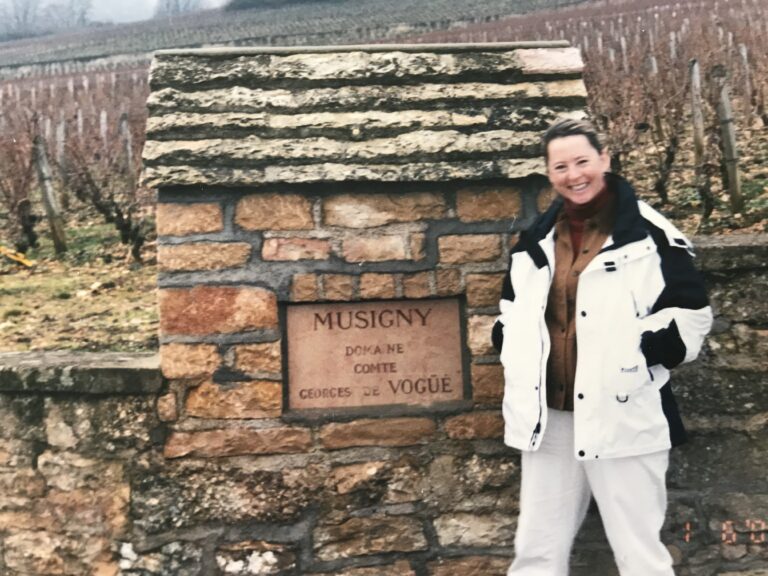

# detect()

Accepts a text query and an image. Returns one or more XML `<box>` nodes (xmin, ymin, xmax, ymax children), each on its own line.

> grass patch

<box><xmin>1</xmin><ymin>218</ymin><xmax>158</xmax><ymax>352</ymax></box>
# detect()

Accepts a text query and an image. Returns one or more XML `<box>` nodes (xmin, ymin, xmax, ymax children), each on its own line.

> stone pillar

<box><xmin>142</xmin><ymin>42</ymin><xmax>589</xmax><ymax>573</ymax></box>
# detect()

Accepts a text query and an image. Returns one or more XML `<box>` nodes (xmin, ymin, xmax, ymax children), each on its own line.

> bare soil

<box><xmin>0</xmin><ymin>219</ymin><xmax>158</xmax><ymax>352</ymax></box>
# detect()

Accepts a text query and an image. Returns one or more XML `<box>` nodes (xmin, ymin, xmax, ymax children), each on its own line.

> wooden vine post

<box><xmin>689</xmin><ymin>59</ymin><xmax>713</xmax><ymax>216</ymax></box>
<box><xmin>33</xmin><ymin>134</ymin><xmax>67</xmax><ymax>254</ymax></box>
<box><xmin>119</xmin><ymin>112</ymin><xmax>134</xmax><ymax>188</ymax></box>
<box><xmin>716</xmin><ymin>83</ymin><xmax>745</xmax><ymax>214</ymax></box>
<box><xmin>738</xmin><ymin>44</ymin><xmax>752</xmax><ymax>122</ymax></box>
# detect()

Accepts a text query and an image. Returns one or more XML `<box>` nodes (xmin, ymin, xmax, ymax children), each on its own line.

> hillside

<box><xmin>0</xmin><ymin>0</ymin><xmax>587</xmax><ymax>72</ymax></box>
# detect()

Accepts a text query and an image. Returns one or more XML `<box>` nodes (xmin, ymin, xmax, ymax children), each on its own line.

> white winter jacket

<box><xmin>492</xmin><ymin>174</ymin><xmax>713</xmax><ymax>460</ymax></box>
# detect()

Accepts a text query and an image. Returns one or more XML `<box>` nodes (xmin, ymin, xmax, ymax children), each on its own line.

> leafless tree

<box><xmin>0</xmin><ymin>0</ymin><xmax>42</xmax><ymax>36</ymax></box>
<box><xmin>43</xmin><ymin>0</ymin><xmax>91</xmax><ymax>28</ymax></box>
<box><xmin>154</xmin><ymin>0</ymin><xmax>202</xmax><ymax>17</ymax></box>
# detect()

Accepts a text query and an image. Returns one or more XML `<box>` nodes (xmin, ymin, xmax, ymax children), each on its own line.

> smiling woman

<box><xmin>493</xmin><ymin>118</ymin><xmax>713</xmax><ymax>576</ymax></box>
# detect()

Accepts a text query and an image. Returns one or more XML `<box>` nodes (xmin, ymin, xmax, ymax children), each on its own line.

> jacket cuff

<box><xmin>492</xmin><ymin>321</ymin><xmax>504</xmax><ymax>353</ymax></box>
<box><xmin>640</xmin><ymin>320</ymin><xmax>686</xmax><ymax>370</ymax></box>
<box><xmin>491</xmin><ymin>320</ymin><xmax>504</xmax><ymax>353</ymax></box>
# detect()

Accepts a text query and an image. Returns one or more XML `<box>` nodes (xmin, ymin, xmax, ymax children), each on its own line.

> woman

<box><xmin>492</xmin><ymin>118</ymin><xmax>712</xmax><ymax>576</ymax></box>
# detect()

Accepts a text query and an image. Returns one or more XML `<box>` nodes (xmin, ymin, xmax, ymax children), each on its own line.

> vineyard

<box><xmin>0</xmin><ymin>0</ymin><xmax>594</xmax><ymax>259</ymax></box>
<box><xmin>401</xmin><ymin>0</ymin><xmax>768</xmax><ymax>231</ymax></box>
<box><xmin>0</xmin><ymin>0</ymin><xmax>567</xmax><ymax>73</ymax></box>
<box><xmin>0</xmin><ymin>0</ymin><xmax>767</xmax><ymax>351</ymax></box>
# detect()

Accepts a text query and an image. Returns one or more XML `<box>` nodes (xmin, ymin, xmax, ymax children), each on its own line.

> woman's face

<box><xmin>546</xmin><ymin>134</ymin><xmax>610</xmax><ymax>205</ymax></box>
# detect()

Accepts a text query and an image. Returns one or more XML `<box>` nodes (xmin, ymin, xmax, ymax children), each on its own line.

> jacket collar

<box><xmin>605</xmin><ymin>172</ymin><xmax>648</xmax><ymax>250</ymax></box>
<box><xmin>519</xmin><ymin>173</ymin><xmax>647</xmax><ymax>267</ymax></box>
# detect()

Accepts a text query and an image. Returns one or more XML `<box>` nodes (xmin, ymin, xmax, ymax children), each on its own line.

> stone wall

<box><xmin>0</xmin><ymin>237</ymin><xmax>766</xmax><ymax>576</ymax></box>
<box><xmin>2</xmin><ymin>43</ymin><xmax>765</xmax><ymax>576</ymax></box>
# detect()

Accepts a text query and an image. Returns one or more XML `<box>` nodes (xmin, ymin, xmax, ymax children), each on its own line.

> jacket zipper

<box><xmin>531</xmin><ymin>263</ymin><xmax>552</xmax><ymax>448</ymax></box>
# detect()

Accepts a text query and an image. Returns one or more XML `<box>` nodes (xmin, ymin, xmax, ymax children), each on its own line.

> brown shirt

<box><xmin>546</xmin><ymin>194</ymin><xmax>616</xmax><ymax>411</ymax></box>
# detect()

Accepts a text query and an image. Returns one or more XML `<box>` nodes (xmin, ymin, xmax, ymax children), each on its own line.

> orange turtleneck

<box><xmin>563</xmin><ymin>184</ymin><xmax>611</xmax><ymax>260</ymax></box>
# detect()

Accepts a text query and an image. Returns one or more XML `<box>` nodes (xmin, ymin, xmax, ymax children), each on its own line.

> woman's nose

<box><xmin>565</xmin><ymin>165</ymin><xmax>580</xmax><ymax>180</ymax></box>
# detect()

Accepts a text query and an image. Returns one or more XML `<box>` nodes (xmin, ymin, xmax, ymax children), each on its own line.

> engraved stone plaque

<box><xmin>287</xmin><ymin>298</ymin><xmax>464</xmax><ymax>411</ymax></box>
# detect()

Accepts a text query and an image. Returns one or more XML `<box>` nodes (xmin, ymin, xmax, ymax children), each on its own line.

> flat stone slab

<box><xmin>0</xmin><ymin>351</ymin><xmax>161</xmax><ymax>395</ymax></box>
<box><xmin>695</xmin><ymin>233</ymin><xmax>768</xmax><ymax>271</ymax></box>
<box><xmin>143</xmin><ymin>43</ymin><xmax>586</xmax><ymax>188</ymax></box>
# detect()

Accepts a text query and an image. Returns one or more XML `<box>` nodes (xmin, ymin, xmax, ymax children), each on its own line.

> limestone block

<box><xmin>146</xmin><ymin>82</ymin><xmax>558</xmax><ymax>115</ymax></box>
<box><xmin>215</xmin><ymin>541</ymin><xmax>296</xmax><ymax>575</ymax></box>
<box><xmin>147</xmin><ymin>109</ymin><xmax>486</xmax><ymax>139</ymax></box>
<box><xmin>435</xmin><ymin>269</ymin><xmax>462</xmax><ymax>296</ymax></box>
<box><xmin>319</xmin><ymin>418</ymin><xmax>436</xmax><ymax>449</ymax></box>
<box><xmin>291</xmin><ymin>273</ymin><xmax>318</xmax><ymax>302</ymax></box>
<box><xmin>37</xmin><ymin>451</ymin><xmax>124</xmax><ymax>492</ymax></box>
<box><xmin>158</xmin><ymin>286</ymin><xmax>277</xmax><ymax>336</ymax></box>
<box><xmin>163</xmin><ymin>427</ymin><xmax>312</xmax><ymax>458</ymax></box>
<box><xmin>151</xmin><ymin>50</ymin><xmax>574</xmax><ymax>88</ymax></box>
<box><xmin>457</xmin><ymin>185</ymin><xmax>522</xmax><ymax>222</ymax></box>
<box><xmin>235</xmin><ymin>193</ymin><xmax>314</xmax><ymax>231</ymax></box>
<box><xmin>185</xmin><ymin>380</ymin><xmax>282</xmax><ymax>419</ymax></box>
<box><xmin>131</xmin><ymin>461</ymin><xmax>325</xmax><ymax>533</ymax></box>
<box><xmin>403</xmin><ymin>271</ymin><xmax>432</xmax><ymax>298</ymax></box>
<box><xmin>4</xmin><ymin>531</ymin><xmax>69</xmax><ymax>574</ymax></box>
<box><xmin>433</xmin><ymin>512</ymin><xmax>516</xmax><ymax>547</ymax></box>
<box><xmin>324</xmin><ymin>192</ymin><xmax>447</xmax><ymax>228</ymax></box>
<box><xmin>439</xmin><ymin>234</ymin><xmax>502</xmax><ymax>264</ymax></box>
<box><xmin>41</xmin><ymin>397</ymin><xmax>156</xmax><ymax>454</ymax></box>
<box><xmin>156</xmin><ymin>203</ymin><xmax>223</xmax><ymax>236</ymax></box>
<box><xmin>468</xmin><ymin>315</ymin><xmax>497</xmax><ymax>356</ymax></box>
<box><xmin>118</xmin><ymin>541</ymin><xmax>204</xmax><ymax>574</ymax></box>
<box><xmin>327</xmin><ymin>461</ymin><xmax>389</xmax><ymax>495</ymax></box>
<box><xmin>322</xmin><ymin>274</ymin><xmax>356</xmax><ymax>301</ymax></box>
<box><xmin>668</xmin><ymin>429</ymin><xmax>768</xmax><ymax>491</ymax></box>
<box><xmin>142</xmin><ymin>158</ymin><xmax>546</xmax><ymax>188</ymax></box>
<box><xmin>384</xmin><ymin>462</ymin><xmax>425</xmax><ymax>505</ymax></box>
<box><xmin>158</xmin><ymin>242</ymin><xmax>251</xmax><ymax>271</ymax></box>
<box><xmin>343</xmin><ymin>236</ymin><xmax>408</xmax><ymax>262</ymax></box>
<box><xmin>471</xmin><ymin>363</ymin><xmax>504</xmax><ymax>403</ymax></box>
<box><xmin>142</xmin><ymin>129</ymin><xmax>538</xmax><ymax>166</ymax></box>
<box><xmin>359</xmin><ymin>274</ymin><xmax>397</xmax><ymax>299</ymax></box>
<box><xmin>0</xmin><ymin>469</ymin><xmax>46</xmax><ymax>498</ymax></box>
<box><xmin>156</xmin><ymin>393</ymin><xmax>178</xmax><ymax>422</ymax></box>
<box><xmin>410</xmin><ymin>233</ymin><xmax>426</xmax><ymax>261</ymax></box>
<box><xmin>160</xmin><ymin>343</ymin><xmax>220</xmax><ymax>379</ymax></box>
<box><xmin>0</xmin><ymin>396</ymin><xmax>44</xmax><ymax>441</ymax></box>
<box><xmin>0</xmin><ymin>352</ymin><xmax>160</xmax><ymax>395</ymax></box>
<box><xmin>708</xmin><ymin>323</ymin><xmax>768</xmax><ymax>371</ymax></box>
<box><xmin>516</xmin><ymin>47</ymin><xmax>584</xmax><ymax>74</ymax></box>
<box><xmin>313</xmin><ymin>516</ymin><xmax>427</xmax><ymax>561</ymax></box>
<box><xmin>308</xmin><ymin>560</ymin><xmax>416</xmax><ymax>576</ymax></box>
<box><xmin>428</xmin><ymin>556</ymin><xmax>510</xmax><ymax>576</ymax></box>
<box><xmin>544</xmin><ymin>79</ymin><xmax>590</xmax><ymax>99</ymax></box>
<box><xmin>707</xmin><ymin>270</ymin><xmax>768</xmax><ymax>324</ymax></box>
<box><xmin>262</xmin><ymin>237</ymin><xmax>331</xmax><ymax>261</ymax></box>
<box><xmin>466</xmin><ymin>273</ymin><xmax>505</xmax><ymax>308</ymax></box>
<box><xmin>230</xmin><ymin>342</ymin><xmax>282</xmax><ymax>376</ymax></box>
<box><xmin>695</xmin><ymin>234</ymin><xmax>768</xmax><ymax>272</ymax></box>
<box><xmin>674</xmin><ymin>364</ymin><xmax>768</xmax><ymax>416</ymax></box>
<box><xmin>0</xmin><ymin>439</ymin><xmax>39</xmax><ymax>468</ymax></box>
<box><xmin>444</xmin><ymin>411</ymin><xmax>504</xmax><ymax>440</ymax></box>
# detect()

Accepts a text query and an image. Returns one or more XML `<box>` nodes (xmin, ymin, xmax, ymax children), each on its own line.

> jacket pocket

<box><xmin>612</xmin><ymin>323</ymin><xmax>651</xmax><ymax>398</ymax></box>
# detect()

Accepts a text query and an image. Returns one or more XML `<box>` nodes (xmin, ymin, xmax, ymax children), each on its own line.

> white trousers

<box><xmin>507</xmin><ymin>409</ymin><xmax>674</xmax><ymax>576</ymax></box>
